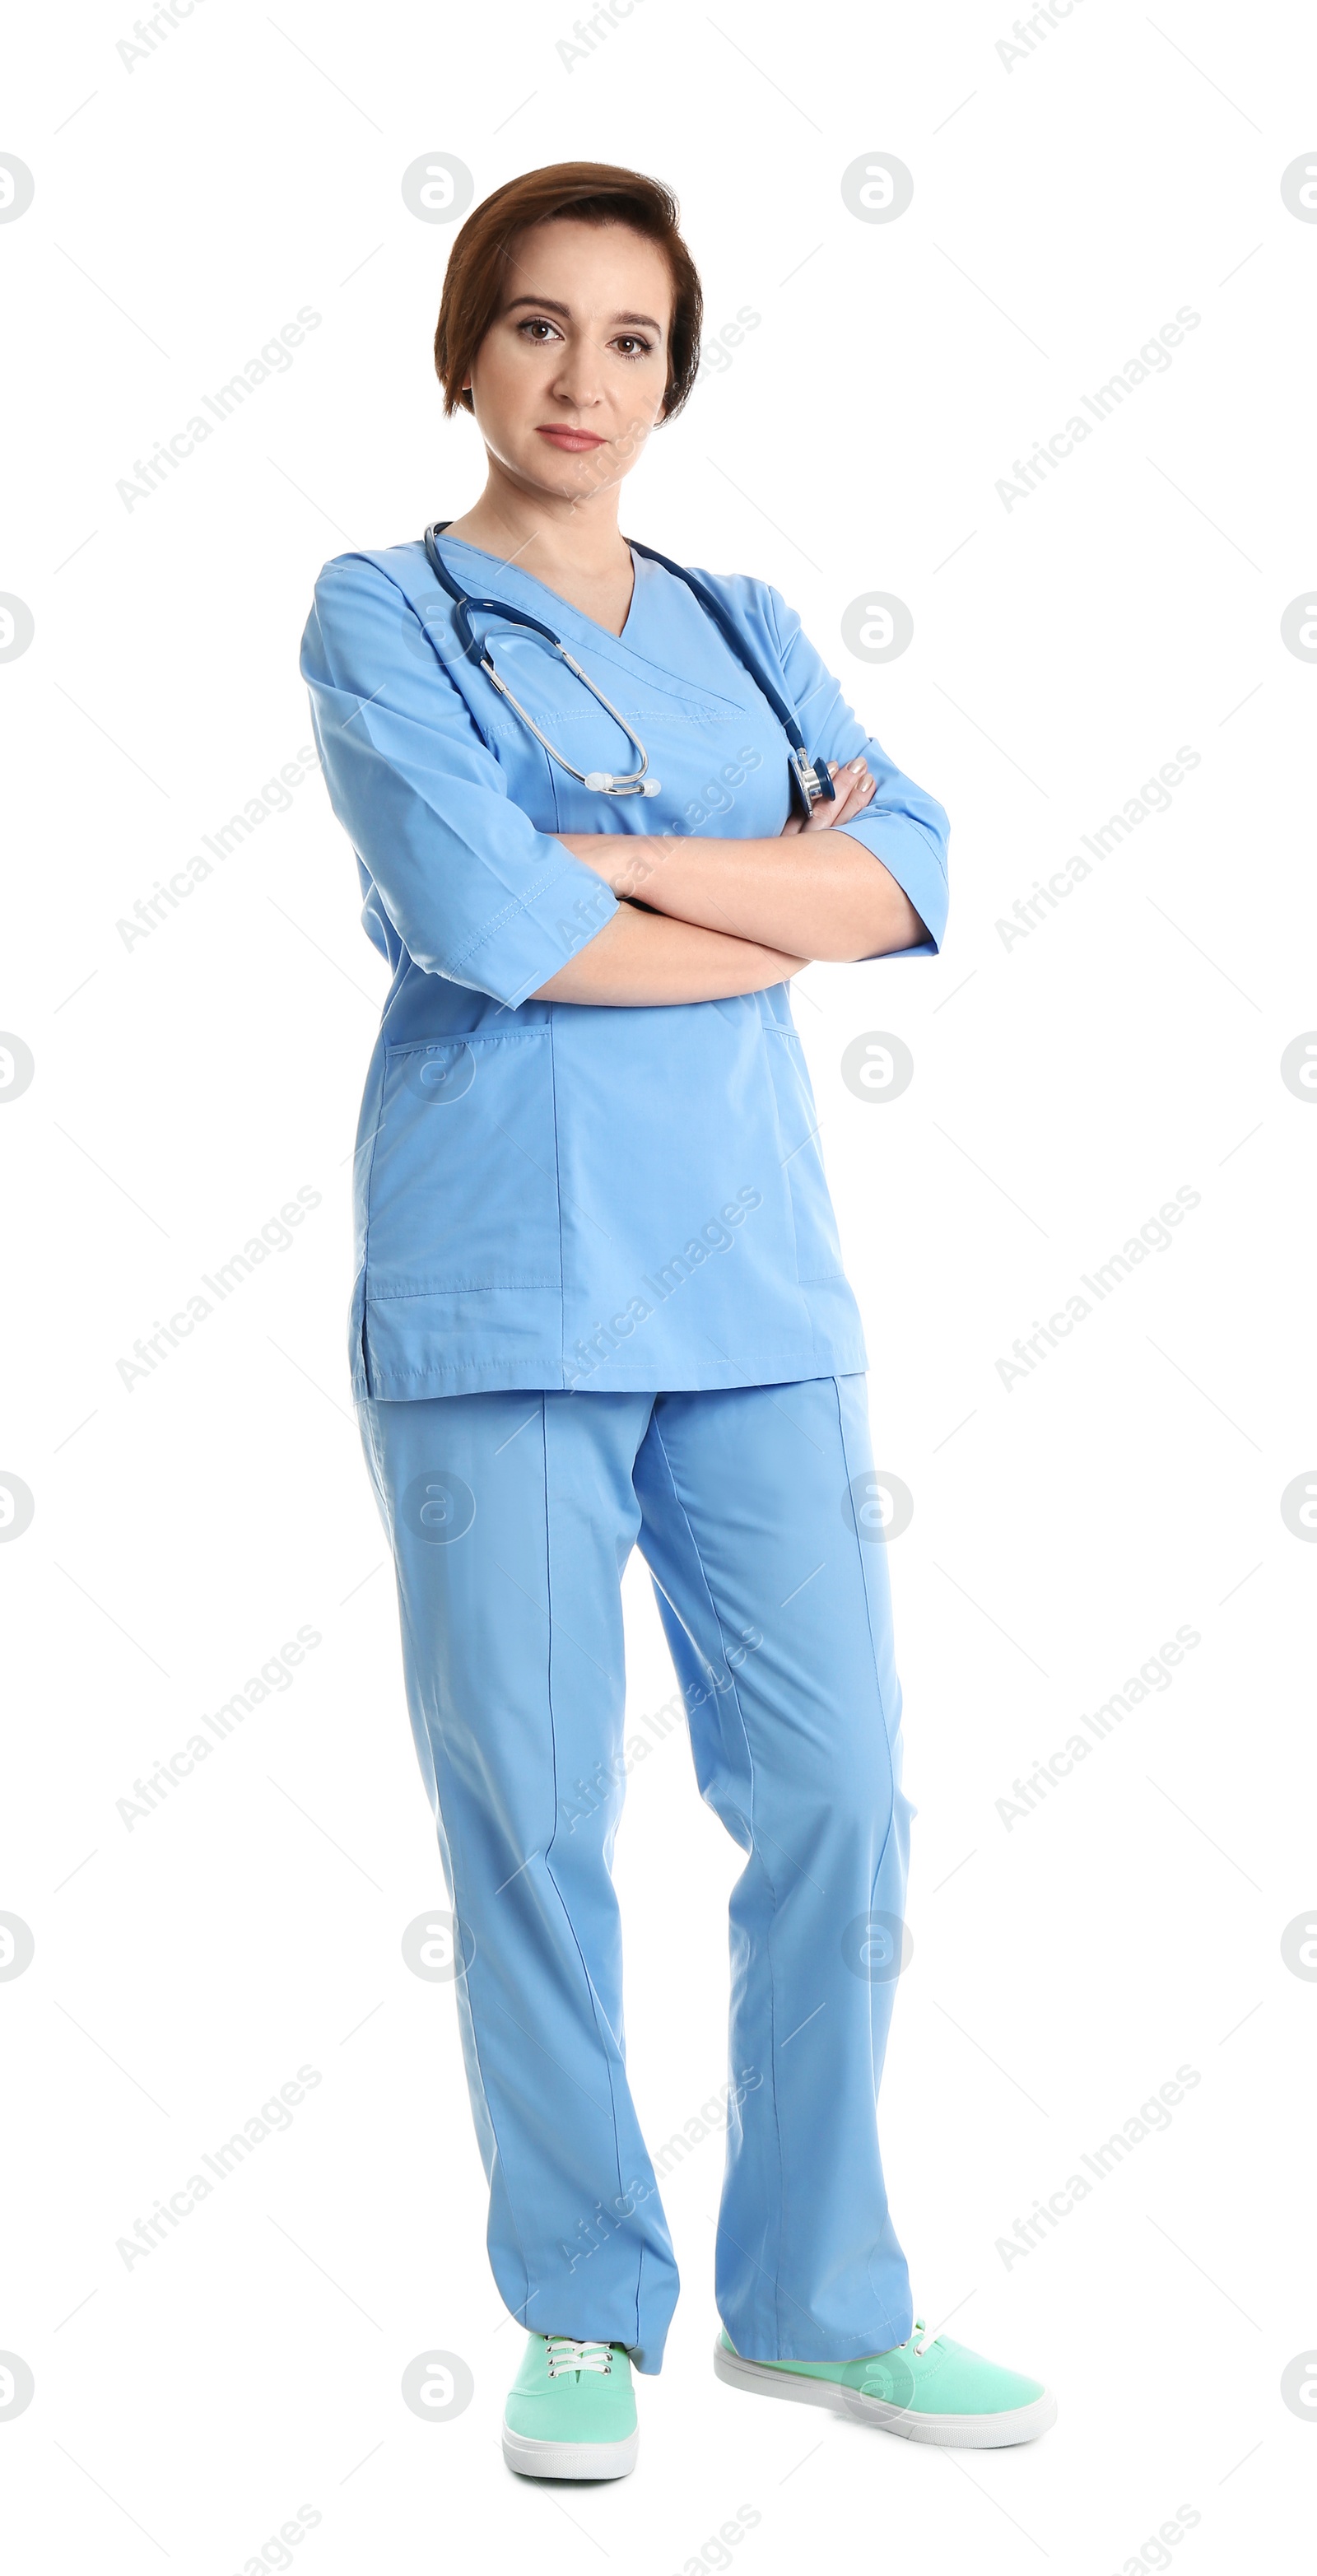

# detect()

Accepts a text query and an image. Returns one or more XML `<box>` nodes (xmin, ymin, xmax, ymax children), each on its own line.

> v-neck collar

<box><xmin>428</xmin><ymin>531</ymin><xmax>643</xmax><ymax>648</ymax></box>
<box><xmin>419</xmin><ymin>532</ymin><xmax>756</xmax><ymax>715</ymax></box>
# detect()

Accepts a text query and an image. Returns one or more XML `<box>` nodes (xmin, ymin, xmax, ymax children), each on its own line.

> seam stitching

<box><xmin>538</xmin><ymin>1397</ymin><xmax>641</xmax><ymax>2347</ymax></box>
<box><xmin>647</xmin><ymin>1407</ymin><xmax>785</xmax><ymax>2352</ymax></box>
<box><xmin>361</xmin><ymin>1395</ymin><xmax>535</xmax><ymax>2324</ymax></box>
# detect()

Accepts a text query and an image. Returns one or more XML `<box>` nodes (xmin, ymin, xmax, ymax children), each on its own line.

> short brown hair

<box><xmin>434</xmin><ymin>161</ymin><xmax>703</xmax><ymax>424</ymax></box>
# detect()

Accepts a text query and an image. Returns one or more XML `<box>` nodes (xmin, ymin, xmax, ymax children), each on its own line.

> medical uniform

<box><xmin>300</xmin><ymin>533</ymin><xmax>950</xmax><ymax>2370</ymax></box>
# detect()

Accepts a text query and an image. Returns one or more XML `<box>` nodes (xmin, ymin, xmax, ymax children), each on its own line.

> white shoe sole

<box><xmin>501</xmin><ymin>2423</ymin><xmax>639</xmax><ymax>2480</ymax></box>
<box><xmin>713</xmin><ymin>2339</ymin><xmax>1057</xmax><ymax>2448</ymax></box>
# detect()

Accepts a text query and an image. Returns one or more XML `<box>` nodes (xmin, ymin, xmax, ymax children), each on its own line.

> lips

<box><xmin>536</xmin><ymin>427</ymin><xmax>606</xmax><ymax>450</ymax></box>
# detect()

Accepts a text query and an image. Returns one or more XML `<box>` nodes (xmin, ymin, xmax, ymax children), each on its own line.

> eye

<box><xmin>516</xmin><ymin>316</ymin><xmax>563</xmax><ymax>344</ymax></box>
<box><xmin>612</xmin><ymin>335</ymin><xmax>654</xmax><ymax>360</ymax></box>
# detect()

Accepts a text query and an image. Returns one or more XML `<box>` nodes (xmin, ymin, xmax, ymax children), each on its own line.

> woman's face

<box><xmin>463</xmin><ymin>217</ymin><xmax>673</xmax><ymax>507</ymax></box>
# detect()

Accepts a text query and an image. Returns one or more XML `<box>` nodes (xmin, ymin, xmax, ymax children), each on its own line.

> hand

<box><xmin>779</xmin><ymin>757</ymin><xmax>877</xmax><ymax>836</ymax></box>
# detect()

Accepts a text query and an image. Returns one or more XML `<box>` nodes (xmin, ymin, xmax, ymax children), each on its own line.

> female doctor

<box><xmin>300</xmin><ymin>161</ymin><xmax>1054</xmax><ymax>2479</ymax></box>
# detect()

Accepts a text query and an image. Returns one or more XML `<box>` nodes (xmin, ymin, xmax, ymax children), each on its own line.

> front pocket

<box><xmin>365</xmin><ymin>1029</ymin><xmax>561</xmax><ymax>1297</ymax></box>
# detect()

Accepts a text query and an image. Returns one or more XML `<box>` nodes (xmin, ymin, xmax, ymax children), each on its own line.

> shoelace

<box><xmin>544</xmin><ymin>2335</ymin><xmax>613</xmax><ymax>2378</ymax></box>
<box><xmin>859</xmin><ymin>2317</ymin><xmax>933</xmax><ymax>2397</ymax></box>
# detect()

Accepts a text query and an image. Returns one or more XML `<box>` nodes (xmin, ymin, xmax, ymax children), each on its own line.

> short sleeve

<box><xmin>765</xmin><ymin>587</ymin><xmax>950</xmax><ymax>957</ymax></box>
<box><xmin>300</xmin><ymin>552</ymin><xmax>619</xmax><ymax>1009</ymax></box>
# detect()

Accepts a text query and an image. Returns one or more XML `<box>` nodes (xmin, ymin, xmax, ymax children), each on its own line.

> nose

<box><xmin>545</xmin><ymin>333</ymin><xmax>608</xmax><ymax>412</ymax></box>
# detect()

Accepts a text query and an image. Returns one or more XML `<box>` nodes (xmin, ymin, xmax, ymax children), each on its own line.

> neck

<box><xmin>445</xmin><ymin>459</ymin><xmax>630</xmax><ymax>580</ymax></box>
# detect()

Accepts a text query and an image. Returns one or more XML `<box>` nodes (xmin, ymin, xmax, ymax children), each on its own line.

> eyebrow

<box><xmin>503</xmin><ymin>295</ymin><xmax>663</xmax><ymax>333</ymax></box>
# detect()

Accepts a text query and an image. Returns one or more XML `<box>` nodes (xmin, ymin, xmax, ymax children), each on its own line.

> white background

<box><xmin>2</xmin><ymin>2</ymin><xmax>1315</xmax><ymax>2569</ymax></box>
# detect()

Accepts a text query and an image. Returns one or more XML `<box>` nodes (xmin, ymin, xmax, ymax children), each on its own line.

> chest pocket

<box><xmin>764</xmin><ymin>1027</ymin><xmax>846</xmax><ymax>1284</ymax></box>
<box><xmin>365</xmin><ymin>1029</ymin><xmax>561</xmax><ymax>1297</ymax></box>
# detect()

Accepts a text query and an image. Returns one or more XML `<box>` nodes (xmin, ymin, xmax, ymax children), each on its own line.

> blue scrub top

<box><xmin>300</xmin><ymin>535</ymin><xmax>950</xmax><ymax>1402</ymax></box>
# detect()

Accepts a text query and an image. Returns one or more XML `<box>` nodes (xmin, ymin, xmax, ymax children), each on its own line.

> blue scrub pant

<box><xmin>357</xmin><ymin>1376</ymin><xmax>914</xmax><ymax>2374</ymax></box>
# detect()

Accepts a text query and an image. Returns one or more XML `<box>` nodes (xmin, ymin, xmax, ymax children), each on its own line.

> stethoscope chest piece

<box><xmin>789</xmin><ymin>746</ymin><xmax>835</xmax><ymax>816</ymax></box>
<box><xmin>584</xmin><ymin>770</ymin><xmax>662</xmax><ymax>796</ymax></box>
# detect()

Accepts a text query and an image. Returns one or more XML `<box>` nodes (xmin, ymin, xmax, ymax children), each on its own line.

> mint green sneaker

<box><xmin>714</xmin><ymin>2316</ymin><xmax>1055</xmax><ymax>2448</ymax></box>
<box><xmin>502</xmin><ymin>2333</ymin><xmax>639</xmax><ymax>2479</ymax></box>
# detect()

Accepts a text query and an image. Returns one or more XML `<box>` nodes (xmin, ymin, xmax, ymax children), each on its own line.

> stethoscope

<box><xmin>421</xmin><ymin>521</ymin><xmax>836</xmax><ymax>818</ymax></box>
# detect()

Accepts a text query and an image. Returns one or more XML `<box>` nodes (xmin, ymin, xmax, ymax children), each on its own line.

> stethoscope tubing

<box><xmin>420</xmin><ymin>521</ymin><xmax>835</xmax><ymax>810</ymax></box>
<box><xmin>423</xmin><ymin>522</ymin><xmax>655</xmax><ymax>795</ymax></box>
<box><xmin>480</xmin><ymin>634</ymin><xmax>658</xmax><ymax>798</ymax></box>
<box><xmin>625</xmin><ymin>537</ymin><xmax>832</xmax><ymax>803</ymax></box>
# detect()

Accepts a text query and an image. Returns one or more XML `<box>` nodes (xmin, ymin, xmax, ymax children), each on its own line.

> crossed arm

<box><xmin>532</xmin><ymin>758</ymin><xmax>928</xmax><ymax>1006</ymax></box>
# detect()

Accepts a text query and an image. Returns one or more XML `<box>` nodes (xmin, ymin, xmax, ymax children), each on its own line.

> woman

<box><xmin>300</xmin><ymin>161</ymin><xmax>1054</xmax><ymax>2479</ymax></box>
